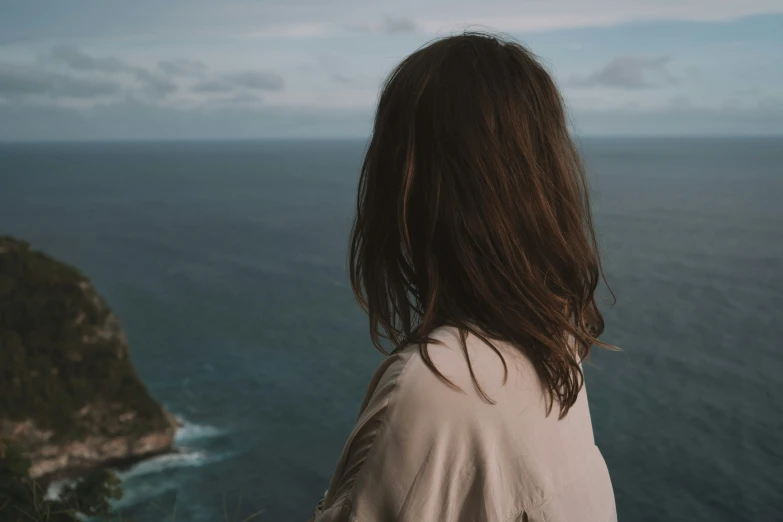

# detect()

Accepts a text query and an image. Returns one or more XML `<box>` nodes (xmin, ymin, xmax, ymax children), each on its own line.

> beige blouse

<box><xmin>312</xmin><ymin>325</ymin><xmax>616</xmax><ymax>522</ymax></box>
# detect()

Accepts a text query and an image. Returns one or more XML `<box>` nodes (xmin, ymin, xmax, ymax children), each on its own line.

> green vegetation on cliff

<box><xmin>0</xmin><ymin>236</ymin><xmax>167</xmax><ymax>441</ymax></box>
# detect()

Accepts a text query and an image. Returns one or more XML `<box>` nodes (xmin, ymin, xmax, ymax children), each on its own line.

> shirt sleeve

<box><xmin>313</xmin><ymin>347</ymin><xmax>508</xmax><ymax>522</ymax></box>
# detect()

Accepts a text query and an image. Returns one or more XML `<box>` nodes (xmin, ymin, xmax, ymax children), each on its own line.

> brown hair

<box><xmin>348</xmin><ymin>31</ymin><xmax>618</xmax><ymax>419</ymax></box>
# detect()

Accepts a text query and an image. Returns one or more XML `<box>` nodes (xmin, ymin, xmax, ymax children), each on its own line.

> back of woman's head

<box><xmin>349</xmin><ymin>31</ymin><xmax>617</xmax><ymax>419</ymax></box>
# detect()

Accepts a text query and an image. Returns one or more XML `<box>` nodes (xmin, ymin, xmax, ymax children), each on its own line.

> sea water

<box><xmin>0</xmin><ymin>138</ymin><xmax>781</xmax><ymax>521</ymax></box>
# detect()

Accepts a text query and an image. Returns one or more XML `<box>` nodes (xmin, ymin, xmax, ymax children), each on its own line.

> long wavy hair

<box><xmin>348</xmin><ymin>31</ymin><xmax>618</xmax><ymax>419</ymax></box>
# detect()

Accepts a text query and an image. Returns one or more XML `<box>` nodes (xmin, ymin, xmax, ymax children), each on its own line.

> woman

<box><xmin>311</xmin><ymin>31</ymin><xmax>618</xmax><ymax>522</ymax></box>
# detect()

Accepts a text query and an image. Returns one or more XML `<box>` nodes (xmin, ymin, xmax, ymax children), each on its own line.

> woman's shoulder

<box><xmin>392</xmin><ymin>325</ymin><xmax>540</xmax><ymax>402</ymax></box>
<box><xmin>317</xmin><ymin>326</ymin><xmax>609</xmax><ymax>521</ymax></box>
<box><xmin>364</xmin><ymin>324</ymin><xmax>597</xmax><ymax>474</ymax></box>
<box><xmin>318</xmin><ymin>328</ymin><xmax>558</xmax><ymax>520</ymax></box>
<box><xmin>358</xmin><ymin>325</ymin><xmax>543</xmax><ymax>434</ymax></box>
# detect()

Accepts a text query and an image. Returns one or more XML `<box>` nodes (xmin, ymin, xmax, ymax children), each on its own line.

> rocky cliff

<box><xmin>0</xmin><ymin>236</ymin><xmax>177</xmax><ymax>482</ymax></box>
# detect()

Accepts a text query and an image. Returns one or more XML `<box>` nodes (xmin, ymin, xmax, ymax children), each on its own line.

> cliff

<box><xmin>0</xmin><ymin>236</ymin><xmax>177</xmax><ymax>482</ymax></box>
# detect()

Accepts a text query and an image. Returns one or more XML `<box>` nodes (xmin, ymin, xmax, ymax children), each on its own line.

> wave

<box><xmin>118</xmin><ymin>448</ymin><xmax>209</xmax><ymax>480</ymax></box>
<box><xmin>112</xmin><ymin>416</ymin><xmax>234</xmax><ymax>513</ymax></box>
<box><xmin>112</xmin><ymin>448</ymin><xmax>237</xmax><ymax>512</ymax></box>
<box><xmin>120</xmin><ymin>415</ymin><xmax>228</xmax><ymax>479</ymax></box>
<box><xmin>174</xmin><ymin>417</ymin><xmax>226</xmax><ymax>443</ymax></box>
<box><xmin>43</xmin><ymin>450</ymin><xmax>213</xmax><ymax>502</ymax></box>
<box><xmin>45</xmin><ymin>414</ymin><xmax>230</xmax><ymax>507</ymax></box>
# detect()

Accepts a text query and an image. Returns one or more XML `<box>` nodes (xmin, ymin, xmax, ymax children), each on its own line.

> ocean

<box><xmin>0</xmin><ymin>138</ymin><xmax>781</xmax><ymax>521</ymax></box>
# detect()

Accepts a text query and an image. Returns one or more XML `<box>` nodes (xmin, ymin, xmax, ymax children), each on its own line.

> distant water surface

<box><xmin>0</xmin><ymin>138</ymin><xmax>781</xmax><ymax>521</ymax></box>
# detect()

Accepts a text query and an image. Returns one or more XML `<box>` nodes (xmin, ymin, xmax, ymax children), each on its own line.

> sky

<box><xmin>0</xmin><ymin>0</ymin><xmax>781</xmax><ymax>140</ymax></box>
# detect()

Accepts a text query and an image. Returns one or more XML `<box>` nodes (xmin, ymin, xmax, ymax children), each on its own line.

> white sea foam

<box><xmin>44</xmin><ymin>454</ymin><xmax>205</xmax><ymax>511</ymax></box>
<box><xmin>111</xmin><ymin>415</ymin><xmax>232</xmax><ymax>510</ymax></box>
<box><xmin>118</xmin><ymin>448</ymin><xmax>209</xmax><ymax>480</ymax></box>
<box><xmin>112</xmin><ymin>448</ymin><xmax>237</xmax><ymax>511</ymax></box>
<box><xmin>46</xmin><ymin>415</ymin><xmax>229</xmax><ymax>510</ymax></box>
<box><xmin>174</xmin><ymin>417</ymin><xmax>225</xmax><ymax>443</ymax></box>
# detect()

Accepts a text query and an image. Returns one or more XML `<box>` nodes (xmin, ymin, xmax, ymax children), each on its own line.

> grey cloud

<box><xmin>50</xmin><ymin>45</ymin><xmax>128</xmax><ymax>73</ymax></box>
<box><xmin>158</xmin><ymin>58</ymin><xmax>208</xmax><ymax>77</ymax></box>
<box><xmin>332</xmin><ymin>73</ymin><xmax>352</xmax><ymax>84</ymax></box>
<box><xmin>192</xmin><ymin>70</ymin><xmax>284</xmax><ymax>94</ymax></box>
<box><xmin>0</xmin><ymin>100</ymin><xmax>375</xmax><ymax>141</ymax></box>
<box><xmin>568</xmin><ymin>56</ymin><xmax>676</xmax><ymax>89</ymax></box>
<box><xmin>207</xmin><ymin>92</ymin><xmax>265</xmax><ymax>108</ymax></box>
<box><xmin>0</xmin><ymin>64</ymin><xmax>50</xmax><ymax>95</ymax></box>
<box><xmin>227</xmin><ymin>71</ymin><xmax>284</xmax><ymax>90</ymax></box>
<box><xmin>342</xmin><ymin>15</ymin><xmax>419</xmax><ymax>34</ymax></box>
<box><xmin>0</xmin><ymin>63</ymin><xmax>119</xmax><ymax>98</ymax></box>
<box><xmin>192</xmin><ymin>79</ymin><xmax>232</xmax><ymax>93</ymax></box>
<box><xmin>54</xmin><ymin>76</ymin><xmax>119</xmax><ymax>97</ymax></box>
<box><xmin>134</xmin><ymin>68</ymin><xmax>177</xmax><ymax>97</ymax></box>
<box><xmin>49</xmin><ymin>45</ymin><xmax>177</xmax><ymax>98</ymax></box>
<box><xmin>52</xmin><ymin>46</ymin><xmax>196</xmax><ymax>94</ymax></box>
<box><xmin>224</xmin><ymin>93</ymin><xmax>263</xmax><ymax>104</ymax></box>
<box><xmin>381</xmin><ymin>15</ymin><xmax>418</xmax><ymax>34</ymax></box>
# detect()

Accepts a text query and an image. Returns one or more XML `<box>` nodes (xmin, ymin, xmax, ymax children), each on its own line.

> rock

<box><xmin>0</xmin><ymin>235</ymin><xmax>177</xmax><ymax>482</ymax></box>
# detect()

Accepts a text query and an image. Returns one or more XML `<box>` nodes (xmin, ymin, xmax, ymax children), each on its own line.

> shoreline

<box><xmin>39</xmin><ymin>445</ymin><xmax>183</xmax><ymax>489</ymax></box>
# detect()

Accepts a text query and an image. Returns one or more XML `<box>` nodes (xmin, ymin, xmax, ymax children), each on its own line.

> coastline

<box><xmin>39</xmin><ymin>445</ymin><xmax>182</xmax><ymax>488</ymax></box>
<box><xmin>3</xmin><ymin>410</ymin><xmax>182</xmax><ymax>487</ymax></box>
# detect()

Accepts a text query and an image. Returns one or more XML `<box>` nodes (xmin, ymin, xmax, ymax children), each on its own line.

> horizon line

<box><xmin>1</xmin><ymin>134</ymin><xmax>782</xmax><ymax>145</ymax></box>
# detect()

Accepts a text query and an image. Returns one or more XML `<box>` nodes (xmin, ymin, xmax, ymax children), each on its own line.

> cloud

<box><xmin>244</xmin><ymin>23</ymin><xmax>329</xmax><ymax>38</ymax></box>
<box><xmin>0</xmin><ymin>100</ymin><xmax>376</xmax><ymax>141</ymax></box>
<box><xmin>49</xmin><ymin>46</ymin><xmax>178</xmax><ymax>98</ymax></box>
<box><xmin>192</xmin><ymin>71</ymin><xmax>284</xmax><ymax>94</ymax></box>
<box><xmin>342</xmin><ymin>15</ymin><xmax>420</xmax><ymax>34</ymax></box>
<box><xmin>134</xmin><ymin>68</ymin><xmax>178</xmax><ymax>97</ymax></box>
<box><xmin>205</xmin><ymin>92</ymin><xmax>265</xmax><ymax>109</ymax></box>
<box><xmin>192</xmin><ymin>79</ymin><xmax>232</xmax><ymax>93</ymax></box>
<box><xmin>0</xmin><ymin>64</ymin><xmax>51</xmax><ymax>95</ymax></box>
<box><xmin>3</xmin><ymin>2</ymin><xmax>783</xmax><ymax>43</ymax></box>
<box><xmin>50</xmin><ymin>45</ymin><xmax>127</xmax><ymax>73</ymax></box>
<box><xmin>55</xmin><ymin>76</ymin><xmax>119</xmax><ymax>98</ymax></box>
<box><xmin>382</xmin><ymin>15</ymin><xmax>419</xmax><ymax>34</ymax></box>
<box><xmin>0</xmin><ymin>63</ymin><xmax>119</xmax><ymax>99</ymax></box>
<box><xmin>40</xmin><ymin>46</ymin><xmax>277</xmax><ymax>102</ymax></box>
<box><xmin>414</xmin><ymin>3</ymin><xmax>783</xmax><ymax>34</ymax></box>
<box><xmin>332</xmin><ymin>73</ymin><xmax>352</xmax><ymax>84</ymax></box>
<box><xmin>228</xmin><ymin>71</ymin><xmax>284</xmax><ymax>90</ymax></box>
<box><xmin>568</xmin><ymin>56</ymin><xmax>677</xmax><ymax>89</ymax></box>
<box><xmin>158</xmin><ymin>58</ymin><xmax>208</xmax><ymax>77</ymax></box>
